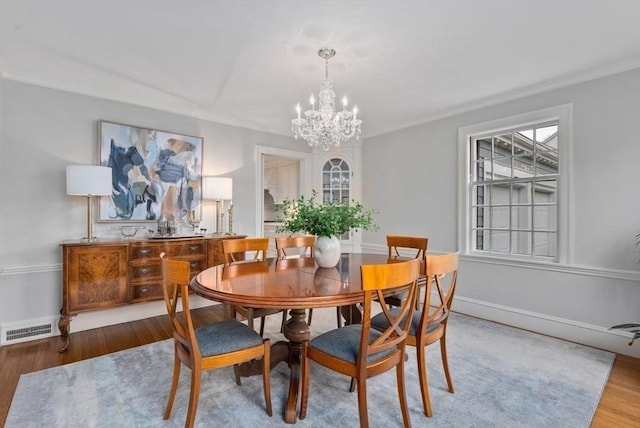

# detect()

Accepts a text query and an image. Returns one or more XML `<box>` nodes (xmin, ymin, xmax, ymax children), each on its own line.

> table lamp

<box><xmin>203</xmin><ymin>176</ymin><xmax>233</xmax><ymax>235</ymax></box>
<box><xmin>66</xmin><ymin>165</ymin><xmax>112</xmax><ymax>241</ymax></box>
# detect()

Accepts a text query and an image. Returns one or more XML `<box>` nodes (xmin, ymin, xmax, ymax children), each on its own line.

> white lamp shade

<box><xmin>66</xmin><ymin>165</ymin><xmax>112</xmax><ymax>196</ymax></box>
<box><xmin>203</xmin><ymin>176</ymin><xmax>233</xmax><ymax>200</ymax></box>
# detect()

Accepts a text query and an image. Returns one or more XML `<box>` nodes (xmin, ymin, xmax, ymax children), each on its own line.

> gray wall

<box><xmin>360</xmin><ymin>69</ymin><xmax>640</xmax><ymax>357</ymax></box>
<box><xmin>0</xmin><ymin>79</ymin><xmax>307</xmax><ymax>333</ymax></box>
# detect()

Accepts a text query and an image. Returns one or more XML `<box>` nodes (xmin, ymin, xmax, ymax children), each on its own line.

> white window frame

<box><xmin>458</xmin><ymin>104</ymin><xmax>573</xmax><ymax>265</ymax></box>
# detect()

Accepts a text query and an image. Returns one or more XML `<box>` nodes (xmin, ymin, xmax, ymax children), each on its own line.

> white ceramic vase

<box><xmin>314</xmin><ymin>235</ymin><xmax>341</xmax><ymax>268</ymax></box>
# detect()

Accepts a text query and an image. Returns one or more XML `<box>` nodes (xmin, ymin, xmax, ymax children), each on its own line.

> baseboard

<box><xmin>452</xmin><ymin>295</ymin><xmax>640</xmax><ymax>358</ymax></box>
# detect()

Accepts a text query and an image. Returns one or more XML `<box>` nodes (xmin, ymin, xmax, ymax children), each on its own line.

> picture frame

<box><xmin>98</xmin><ymin>120</ymin><xmax>203</xmax><ymax>222</ymax></box>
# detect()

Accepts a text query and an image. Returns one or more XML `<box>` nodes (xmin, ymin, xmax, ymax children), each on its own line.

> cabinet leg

<box><xmin>58</xmin><ymin>312</ymin><xmax>73</xmax><ymax>353</ymax></box>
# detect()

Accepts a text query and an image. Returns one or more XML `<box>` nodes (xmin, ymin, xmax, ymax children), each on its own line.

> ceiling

<box><xmin>2</xmin><ymin>1</ymin><xmax>640</xmax><ymax>139</ymax></box>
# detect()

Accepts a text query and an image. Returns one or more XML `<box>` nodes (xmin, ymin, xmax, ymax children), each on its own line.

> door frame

<box><xmin>255</xmin><ymin>145</ymin><xmax>312</xmax><ymax>237</ymax></box>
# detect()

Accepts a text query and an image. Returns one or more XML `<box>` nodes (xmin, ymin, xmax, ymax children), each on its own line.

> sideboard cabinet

<box><xmin>59</xmin><ymin>235</ymin><xmax>244</xmax><ymax>351</ymax></box>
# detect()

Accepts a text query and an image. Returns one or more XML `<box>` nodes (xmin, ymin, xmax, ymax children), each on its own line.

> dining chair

<box><xmin>385</xmin><ymin>235</ymin><xmax>429</xmax><ymax>309</ymax></box>
<box><xmin>222</xmin><ymin>237</ymin><xmax>287</xmax><ymax>336</ymax></box>
<box><xmin>275</xmin><ymin>235</ymin><xmax>342</xmax><ymax>328</ymax></box>
<box><xmin>299</xmin><ymin>258</ymin><xmax>421</xmax><ymax>428</ymax></box>
<box><xmin>160</xmin><ymin>252</ymin><xmax>272</xmax><ymax>428</ymax></box>
<box><xmin>372</xmin><ymin>252</ymin><xmax>459</xmax><ymax>417</ymax></box>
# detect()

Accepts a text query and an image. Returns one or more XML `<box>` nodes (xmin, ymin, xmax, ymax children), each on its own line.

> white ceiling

<box><xmin>2</xmin><ymin>0</ymin><xmax>640</xmax><ymax>138</ymax></box>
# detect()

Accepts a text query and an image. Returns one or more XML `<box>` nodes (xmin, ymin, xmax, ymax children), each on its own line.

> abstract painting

<box><xmin>98</xmin><ymin>120</ymin><xmax>203</xmax><ymax>222</ymax></box>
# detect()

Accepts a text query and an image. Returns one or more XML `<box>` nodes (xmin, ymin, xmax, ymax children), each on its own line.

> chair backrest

<box><xmin>160</xmin><ymin>252</ymin><xmax>200</xmax><ymax>358</ymax></box>
<box><xmin>222</xmin><ymin>237</ymin><xmax>268</xmax><ymax>265</ymax></box>
<box><xmin>222</xmin><ymin>260</ymin><xmax>270</xmax><ymax>279</ymax></box>
<box><xmin>275</xmin><ymin>235</ymin><xmax>315</xmax><ymax>259</ymax></box>
<box><xmin>418</xmin><ymin>252</ymin><xmax>459</xmax><ymax>335</ymax></box>
<box><xmin>359</xmin><ymin>258</ymin><xmax>421</xmax><ymax>364</ymax></box>
<box><xmin>386</xmin><ymin>235</ymin><xmax>428</xmax><ymax>260</ymax></box>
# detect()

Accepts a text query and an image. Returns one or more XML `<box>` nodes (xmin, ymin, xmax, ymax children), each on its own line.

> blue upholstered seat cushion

<box><xmin>308</xmin><ymin>324</ymin><xmax>395</xmax><ymax>364</ymax></box>
<box><xmin>195</xmin><ymin>319</ymin><xmax>263</xmax><ymax>357</ymax></box>
<box><xmin>371</xmin><ymin>308</ymin><xmax>440</xmax><ymax>337</ymax></box>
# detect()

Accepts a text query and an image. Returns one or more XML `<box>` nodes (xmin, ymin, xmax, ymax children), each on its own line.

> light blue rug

<box><xmin>6</xmin><ymin>310</ymin><xmax>614</xmax><ymax>427</ymax></box>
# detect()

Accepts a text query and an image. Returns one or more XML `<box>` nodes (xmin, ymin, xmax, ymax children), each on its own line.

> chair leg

<box><xmin>356</xmin><ymin>376</ymin><xmax>369</xmax><ymax>428</ymax></box>
<box><xmin>396</xmin><ymin>352</ymin><xmax>412</xmax><ymax>427</ymax></box>
<box><xmin>416</xmin><ymin>344</ymin><xmax>433</xmax><ymax>417</ymax></box>
<box><xmin>185</xmin><ymin>366</ymin><xmax>201</xmax><ymax>428</ymax></box>
<box><xmin>307</xmin><ymin>308</ymin><xmax>313</xmax><ymax>326</ymax></box>
<box><xmin>262</xmin><ymin>340</ymin><xmax>273</xmax><ymax>416</ymax></box>
<box><xmin>280</xmin><ymin>311</ymin><xmax>287</xmax><ymax>333</ymax></box>
<box><xmin>164</xmin><ymin>352</ymin><xmax>181</xmax><ymax>420</ymax></box>
<box><xmin>440</xmin><ymin>335</ymin><xmax>454</xmax><ymax>393</ymax></box>
<box><xmin>336</xmin><ymin>306</ymin><xmax>343</xmax><ymax>328</ymax></box>
<box><xmin>349</xmin><ymin>377</ymin><xmax>356</xmax><ymax>393</ymax></box>
<box><xmin>299</xmin><ymin>344</ymin><xmax>311</xmax><ymax>420</ymax></box>
<box><xmin>233</xmin><ymin>364</ymin><xmax>242</xmax><ymax>386</ymax></box>
<box><xmin>259</xmin><ymin>316</ymin><xmax>266</xmax><ymax>337</ymax></box>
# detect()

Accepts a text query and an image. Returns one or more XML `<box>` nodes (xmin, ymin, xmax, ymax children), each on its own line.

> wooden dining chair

<box><xmin>385</xmin><ymin>235</ymin><xmax>428</xmax><ymax>309</ymax></box>
<box><xmin>160</xmin><ymin>252</ymin><xmax>272</xmax><ymax>428</ymax></box>
<box><xmin>299</xmin><ymin>258</ymin><xmax>421</xmax><ymax>428</ymax></box>
<box><xmin>222</xmin><ymin>237</ymin><xmax>287</xmax><ymax>336</ymax></box>
<box><xmin>372</xmin><ymin>252</ymin><xmax>459</xmax><ymax>417</ymax></box>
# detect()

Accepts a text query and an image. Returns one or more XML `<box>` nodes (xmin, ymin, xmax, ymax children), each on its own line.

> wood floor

<box><xmin>0</xmin><ymin>305</ymin><xmax>638</xmax><ymax>427</ymax></box>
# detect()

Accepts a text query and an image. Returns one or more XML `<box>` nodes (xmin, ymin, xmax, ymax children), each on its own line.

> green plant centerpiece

<box><xmin>276</xmin><ymin>190</ymin><xmax>378</xmax><ymax>267</ymax></box>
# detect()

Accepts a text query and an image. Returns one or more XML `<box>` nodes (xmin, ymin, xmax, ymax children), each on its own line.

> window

<box><xmin>458</xmin><ymin>105</ymin><xmax>572</xmax><ymax>263</ymax></box>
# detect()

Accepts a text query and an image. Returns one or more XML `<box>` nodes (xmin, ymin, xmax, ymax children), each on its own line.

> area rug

<box><xmin>6</xmin><ymin>309</ymin><xmax>614</xmax><ymax>427</ymax></box>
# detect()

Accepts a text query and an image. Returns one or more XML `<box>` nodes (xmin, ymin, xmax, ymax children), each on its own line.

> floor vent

<box><xmin>1</xmin><ymin>318</ymin><xmax>58</xmax><ymax>346</ymax></box>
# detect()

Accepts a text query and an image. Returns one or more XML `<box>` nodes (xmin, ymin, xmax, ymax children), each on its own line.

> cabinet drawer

<box><xmin>130</xmin><ymin>257</ymin><xmax>207</xmax><ymax>282</ymax></box>
<box><xmin>130</xmin><ymin>240</ymin><xmax>206</xmax><ymax>260</ymax></box>
<box><xmin>130</xmin><ymin>262</ymin><xmax>162</xmax><ymax>280</ymax></box>
<box><xmin>131</xmin><ymin>282</ymin><xmax>163</xmax><ymax>302</ymax></box>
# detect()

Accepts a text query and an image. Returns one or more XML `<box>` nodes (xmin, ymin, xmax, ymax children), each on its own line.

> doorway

<box><xmin>255</xmin><ymin>146</ymin><xmax>311</xmax><ymax>256</ymax></box>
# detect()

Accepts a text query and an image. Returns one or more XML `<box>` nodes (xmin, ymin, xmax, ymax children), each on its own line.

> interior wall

<box><xmin>361</xmin><ymin>69</ymin><xmax>640</xmax><ymax>357</ymax></box>
<box><xmin>0</xmin><ymin>79</ymin><xmax>305</xmax><ymax>332</ymax></box>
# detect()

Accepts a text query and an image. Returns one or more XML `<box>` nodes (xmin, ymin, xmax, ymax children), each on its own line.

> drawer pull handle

<box><xmin>140</xmin><ymin>287</ymin><xmax>148</xmax><ymax>294</ymax></box>
<box><xmin>189</xmin><ymin>245</ymin><xmax>200</xmax><ymax>252</ymax></box>
<box><xmin>139</xmin><ymin>248</ymin><xmax>151</xmax><ymax>256</ymax></box>
<box><xmin>138</xmin><ymin>267</ymin><xmax>151</xmax><ymax>276</ymax></box>
<box><xmin>190</xmin><ymin>262</ymin><xmax>199</xmax><ymax>269</ymax></box>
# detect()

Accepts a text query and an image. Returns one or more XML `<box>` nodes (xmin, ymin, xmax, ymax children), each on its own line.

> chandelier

<box><xmin>291</xmin><ymin>47</ymin><xmax>362</xmax><ymax>150</ymax></box>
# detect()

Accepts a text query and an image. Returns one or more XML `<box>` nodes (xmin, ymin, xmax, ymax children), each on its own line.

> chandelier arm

<box><xmin>291</xmin><ymin>47</ymin><xmax>361</xmax><ymax>150</ymax></box>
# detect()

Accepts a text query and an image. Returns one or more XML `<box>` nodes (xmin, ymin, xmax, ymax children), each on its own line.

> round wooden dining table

<box><xmin>190</xmin><ymin>253</ymin><xmax>392</xmax><ymax>424</ymax></box>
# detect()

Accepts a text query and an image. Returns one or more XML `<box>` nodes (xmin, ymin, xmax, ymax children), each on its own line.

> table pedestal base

<box><xmin>237</xmin><ymin>305</ymin><xmax>361</xmax><ymax>424</ymax></box>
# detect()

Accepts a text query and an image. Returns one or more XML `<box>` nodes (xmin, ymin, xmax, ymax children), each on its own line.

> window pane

<box><xmin>491</xmin><ymin>206</ymin><xmax>509</xmax><ymax>229</ymax></box>
<box><xmin>473</xmin><ymin>184</ymin><xmax>488</xmax><ymax>206</ymax></box>
<box><xmin>511</xmin><ymin>231</ymin><xmax>531</xmax><ymax>255</ymax></box>
<box><xmin>475</xmin><ymin>160</ymin><xmax>489</xmax><ymax>181</ymax></box>
<box><xmin>493</xmin><ymin>134</ymin><xmax>511</xmax><ymax>159</ymax></box>
<box><xmin>534</xmin><ymin>206</ymin><xmax>556</xmax><ymax>230</ymax></box>
<box><xmin>491</xmin><ymin>183</ymin><xmax>510</xmax><ymax>204</ymax></box>
<box><xmin>534</xmin><ymin>232</ymin><xmax>557</xmax><ymax>257</ymax></box>
<box><xmin>513</xmin><ymin>155</ymin><xmax>534</xmax><ymax>178</ymax></box>
<box><xmin>512</xmin><ymin>182</ymin><xmax>532</xmax><ymax>204</ymax></box>
<box><xmin>493</xmin><ymin>157</ymin><xmax>512</xmax><ymax>179</ymax></box>
<box><xmin>534</xmin><ymin>180</ymin><xmax>557</xmax><ymax>203</ymax></box>
<box><xmin>473</xmin><ymin>207</ymin><xmax>487</xmax><ymax>229</ymax></box>
<box><xmin>491</xmin><ymin>231</ymin><xmax>509</xmax><ymax>253</ymax></box>
<box><xmin>474</xmin><ymin>229</ymin><xmax>487</xmax><ymax>250</ymax></box>
<box><xmin>511</xmin><ymin>206</ymin><xmax>531</xmax><ymax>229</ymax></box>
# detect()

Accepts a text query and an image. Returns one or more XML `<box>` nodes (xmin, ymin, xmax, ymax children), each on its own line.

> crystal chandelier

<box><xmin>291</xmin><ymin>47</ymin><xmax>362</xmax><ymax>150</ymax></box>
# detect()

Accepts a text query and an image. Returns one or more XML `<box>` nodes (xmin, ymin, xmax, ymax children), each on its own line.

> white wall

<box><xmin>0</xmin><ymin>79</ymin><xmax>308</xmax><ymax>335</ymax></box>
<box><xmin>361</xmin><ymin>69</ymin><xmax>640</xmax><ymax>357</ymax></box>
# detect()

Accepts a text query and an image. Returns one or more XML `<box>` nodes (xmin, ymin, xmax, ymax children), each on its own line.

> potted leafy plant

<box><xmin>609</xmin><ymin>231</ymin><xmax>640</xmax><ymax>345</ymax></box>
<box><xmin>276</xmin><ymin>190</ymin><xmax>378</xmax><ymax>267</ymax></box>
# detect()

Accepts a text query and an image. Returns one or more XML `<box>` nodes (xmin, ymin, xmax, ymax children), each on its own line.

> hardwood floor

<box><xmin>1</xmin><ymin>305</ymin><xmax>638</xmax><ymax>426</ymax></box>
